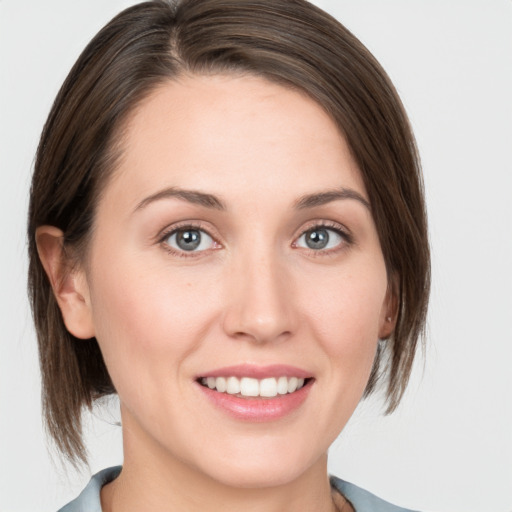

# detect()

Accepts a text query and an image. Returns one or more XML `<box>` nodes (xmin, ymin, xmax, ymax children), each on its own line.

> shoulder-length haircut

<box><xmin>28</xmin><ymin>0</ymin><xmax>430</xmax><ymax>465</ymax></box>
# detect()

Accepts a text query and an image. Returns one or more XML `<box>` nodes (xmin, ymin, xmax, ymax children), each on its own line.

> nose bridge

<box><xmin>223</xmin><ymin>238</ymin><xmax>294</xmax><ymax>343</ymax></box>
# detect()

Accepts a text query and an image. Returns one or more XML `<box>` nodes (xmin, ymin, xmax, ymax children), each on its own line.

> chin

<box><xmin>192</xmin><ymin>440</ymin><xmax>325</xmax><ymax>490</ymax></box>
<box><xmin>208</xmin><ymin>463</ymin><xmax>310</xmax><ymax>490</ymax></box>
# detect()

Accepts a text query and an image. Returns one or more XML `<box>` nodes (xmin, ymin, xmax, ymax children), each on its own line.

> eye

<box><xmin>295</xmin><ymin>226</ymin><xmax>346</xmax><ymax>251</ymax></box>
<box><xmin>164</xmin><ymin>227</ymin><xmax>215</xmax><ymax>253</ymax></box>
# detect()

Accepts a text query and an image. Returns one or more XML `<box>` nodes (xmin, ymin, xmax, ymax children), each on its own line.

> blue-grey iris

<box><xmin>305</xmin><ymin>228</ymin><xmax>329</xmax><ymax>249</ymax></box>
<box><xmin>176</xmin><ymin>229</ymin><xmax>201</xmax><ymax>251</ymax></box>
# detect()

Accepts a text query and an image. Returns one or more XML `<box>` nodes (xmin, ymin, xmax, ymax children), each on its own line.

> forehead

<box><xmin>106</xmin><ymin>73</ymin><xmax>366</xmax><ymax>209</ymax></box>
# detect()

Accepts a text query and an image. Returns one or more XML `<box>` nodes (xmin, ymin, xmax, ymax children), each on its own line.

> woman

<box><xmin>28</xmin><ymin>0</ymin><xmax>430</xmax><ymax>511</ymax></box>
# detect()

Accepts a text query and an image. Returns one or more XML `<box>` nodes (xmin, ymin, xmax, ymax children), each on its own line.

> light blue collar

<box><xmin>58</xmin><ymin>466</ymin><xmax>418</xmax><ymax>512</ymax></box>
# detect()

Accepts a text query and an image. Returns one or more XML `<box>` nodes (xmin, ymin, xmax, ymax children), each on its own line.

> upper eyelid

<box><xmin>295</xmin><ymin>220</ymin><xmax>352</xmax><ymax>238</ymax></box>
<box><xmin>156</xmin><ymin>219</ymin><xmax>352</xmax><ymax>246</ymax></box>
<box><xmin>158</xmin><ymin>223</ymin><xmax>221</xmax><ymax>257</ymax></box>
<box><xmin>293</xmin><ymin>221</ymin><xmax>355</xmax><ymax>251</ymax></box>
<box><xmin>159</xmin><ymin>218</ymin><xmax>347</xmax><ymax>231</ymax></box>
<box><xmin>157</xmin><ymin>221</ymin><xmax>218</xmax><ymax>243</ymax></box>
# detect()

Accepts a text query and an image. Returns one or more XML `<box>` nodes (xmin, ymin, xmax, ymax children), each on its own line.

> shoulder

<box><xmin>57</xmin><ymin>466</ymin><xmax>122</xmax><ymax>512</ymax></box>
<box><xmin>330</xmin><ymin>476</ymin><xmax>420</xmax><ymax>512</ymax></box>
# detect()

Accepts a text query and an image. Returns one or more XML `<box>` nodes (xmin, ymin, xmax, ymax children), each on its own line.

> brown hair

<box><xmin>28</xmin><ymin>0</ymin><xmax>430</xmax><ymax>465</ymax></box>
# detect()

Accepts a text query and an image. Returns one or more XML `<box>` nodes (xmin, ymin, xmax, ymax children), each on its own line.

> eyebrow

<box><xmin>294</xmin><ymin>188</ymin><xmax>370</xmax><ymax>211</ymax></box>
<box><xmin>134</xmin><ymin>187</ymin><xmax>227</xmax><ymax>212</ymax></box>
<box><xmin>134</xmin><ymin>186</ymin><xmax>370</xmax><ymax>213</ymax></box>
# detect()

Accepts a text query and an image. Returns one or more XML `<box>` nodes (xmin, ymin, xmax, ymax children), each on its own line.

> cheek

<box><xmin>87</xmin><ymin>253</ymin><xmax>221</xmax><ymax>383</ymax></box>
<box><xmin>300</xmin><ymin>263</ymin><xmax>387</xmax><ymax>369</ymax></box>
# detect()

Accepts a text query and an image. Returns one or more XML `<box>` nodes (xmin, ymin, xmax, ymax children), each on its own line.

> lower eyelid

<box><xmin>157</xmin><ymin>222</ymin><xmax>351</xmax><ymax>255</ymax></box>
<box><xmin>294</xmin><ymin>224</ymin><xmax>351</xmax><ymax>249</ymax></box>
<box><xmin>171</xmin><ymin>231</ymin><xmax>213</xmax><ymax>249</ymax></box>
<box><xmin>158</xmin><ymin>224</ymin><xmax>220</xmax><ymax>254</ymax></box>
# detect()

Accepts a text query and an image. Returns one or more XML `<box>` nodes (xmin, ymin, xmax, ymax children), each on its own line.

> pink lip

<box><xmin>195</xmin><ymin>364</ymin><xmax>314</xmax><ymax>422</ymax></box>
<box><xmin>198</xmin><ymin>364</ymin><xmax>312</xmax><ymax>379</ymax></box>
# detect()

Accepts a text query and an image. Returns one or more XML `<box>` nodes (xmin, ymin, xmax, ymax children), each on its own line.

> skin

<box><xmin>37</xmin><ymin>74</ymin><xmax>396</xmax><ymax>512</ymax></box>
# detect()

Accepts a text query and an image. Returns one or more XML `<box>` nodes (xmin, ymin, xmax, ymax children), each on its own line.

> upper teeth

<box><xmin>201</xmin><ymin>376</ymin><xmax>306</xmax><ymax>397</ymax></box>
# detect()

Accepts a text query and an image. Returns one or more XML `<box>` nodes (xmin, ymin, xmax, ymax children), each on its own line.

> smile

<box><xmin>199</xmin><ymin>376</ymin><xmax>307</xmax><ymax>398</ymax></box>
<box><xmin>196</xmin><ymin>364</ymin><xmax>314</xmax><ymax>421</ymax></box>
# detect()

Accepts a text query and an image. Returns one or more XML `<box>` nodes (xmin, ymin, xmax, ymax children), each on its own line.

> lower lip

<box><xmin>197</xmin><ymin>380</ymin><xmax>313</xmax><ymax>422</ymax></box>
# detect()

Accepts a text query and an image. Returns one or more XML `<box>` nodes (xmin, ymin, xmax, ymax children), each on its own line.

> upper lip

<box><xmin>197</xmin><ymin>364</ymin><xmax>312</xmax><ymax>380</ymax></box>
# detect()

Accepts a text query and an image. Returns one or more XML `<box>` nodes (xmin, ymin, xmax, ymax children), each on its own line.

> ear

<box><xmin>35</xmin><ymin>226</ymin><xmax>95</xmax><ymax>339</ymax></box>
<box><xmin>378</xmin><ymin>273</ymin><xmax>399</xmax><ymax>340</ymax></box>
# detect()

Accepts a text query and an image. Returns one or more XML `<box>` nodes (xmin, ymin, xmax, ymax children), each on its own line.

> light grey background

<box><xmin>1</xmin><ymin>1</ymin><xmax>511</xmax><ymax>511</ymax></box>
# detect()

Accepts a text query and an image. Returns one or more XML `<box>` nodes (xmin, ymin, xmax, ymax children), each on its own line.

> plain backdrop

<box><xmin>1</xmin><ymin>1</ymin><xmax>511</xmax><ymax>511</ymax></box>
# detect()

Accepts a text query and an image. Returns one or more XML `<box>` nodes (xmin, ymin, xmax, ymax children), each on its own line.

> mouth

<box><xmin>197</xmin><ymin>375</ymin><xmax>312</xmax><ymax>398</ymax></box>
<box><xmin>195</xmin><ymin>364</ymin><xmax>314</xmax><ymax>420</ymax></box>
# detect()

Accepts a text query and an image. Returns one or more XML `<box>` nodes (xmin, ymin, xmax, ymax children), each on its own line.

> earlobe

<box><xmin>35</xmin><ymin>226</ymin><xmax>95</xmax><ymax>340</ymax></box>
<box><xmin>378</xmin><ymin>274</ymin><xmax>399</xmax><ymax>340</ymax></box>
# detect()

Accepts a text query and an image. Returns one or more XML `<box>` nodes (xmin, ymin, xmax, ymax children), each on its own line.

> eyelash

<box><xmin>293</xmin><ymin>221</ymin><xmax>354</xmax><ymax>256</ymax></box>
<box><xmin>157</xmin><ymin>220</ymin><xmax>353</xmax><ymax>258</ymax></box>
<box><xmin>158</xmin><ymin>221</ymin><xmax>218</xmax><ymax>258</ymax></box>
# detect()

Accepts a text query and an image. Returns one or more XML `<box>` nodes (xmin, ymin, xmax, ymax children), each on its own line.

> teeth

<box><xmin>240</xmin><ymin>377</ymin><xmax>259</xmax><ymax>397</ymax></box>
<box><xmin>215</xmin><ymin>377</ymin><xmax>227</xmax><ymax>393</ymax></box>
<box><xmin>287</xmin><ymin>376</ymin><xmax>298</xmax><ymax>393</ymax></box>
<box><xmin>277</xmin><ymin>376</ymin><xmax>288</xmax><ymax>395</ymax></box>
<box><xmin>259</xmin><ymin>377</ymin><xmax>277</xmax><ymax>397</ymax></box>
<box><xmin>201</xmin><ymin>376</ymin><xmax>307</xmax><ymax>397</ymax></box>
<box><xmin>226</xmin><ymin>376</ymin><xmax>241</xmax><ymax>395</ymax></box>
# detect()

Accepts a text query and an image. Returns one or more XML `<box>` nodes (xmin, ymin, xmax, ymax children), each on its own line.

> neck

<box><xmin>102</xmin><ymin>415</ymin><xmax>340</xmax><ymax>512</ymax></box>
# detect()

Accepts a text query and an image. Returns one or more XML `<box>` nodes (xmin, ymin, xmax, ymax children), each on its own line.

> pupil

<box><xmin>177</xmin><ymin>230</ymin><xmax>201</xmax><ymax>251</ymax></box>
<box><xmin>306</xmin><ymin>228</ymin><xmax>329</xmax><ymax>249</ymax></box>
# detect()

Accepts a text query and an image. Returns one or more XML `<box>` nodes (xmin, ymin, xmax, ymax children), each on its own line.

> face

<box><xmin>76</xmin><ymin>74</ymin><xmax>394</xmax><ymax>488</ymax></box>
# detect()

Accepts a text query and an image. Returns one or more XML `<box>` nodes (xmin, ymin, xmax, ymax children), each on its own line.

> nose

<box><xmin>222</xmin><ymin>249</ymin><xmax>295</xmax><ymax>344</ymax></box>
